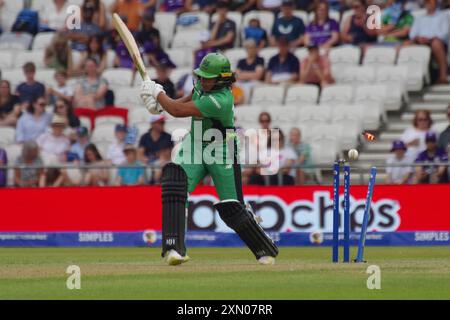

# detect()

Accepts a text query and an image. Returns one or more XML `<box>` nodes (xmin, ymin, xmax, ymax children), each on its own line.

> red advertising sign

<box><xmin>1</xmin><ymin>185</ymin><xmax>449</xmax><ymax>232</ymax></box>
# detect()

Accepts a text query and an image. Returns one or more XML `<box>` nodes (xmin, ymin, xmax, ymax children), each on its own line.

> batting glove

<box><xmin>140</xmin><ymin>79</ymin><xmax>166</xmax><ymax>100</ymax></box>
<box><xmin>142</xmin><ymin>95</ymin><xmax>164</xmax><ymax>115</ymax></box>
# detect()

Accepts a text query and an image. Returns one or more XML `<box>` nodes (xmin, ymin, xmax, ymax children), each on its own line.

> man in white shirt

<box><xmin>386</xmin><ymin>140</ymin><xmax>414</xmax><ymax>184</ymax></box>
<box><xmin>106</xmin><ymin>124</ymin><xmax>127</xmax><ymax>165</ymax></box>
<box><xmin>36</xmin><ymin>114</ymin><xmax>71</xmax><ymax>164</ymax></box>
<box><xmin>408</xmin><ymin>0</ymin><xmax>450</xmax><ymax>84</ymax></box>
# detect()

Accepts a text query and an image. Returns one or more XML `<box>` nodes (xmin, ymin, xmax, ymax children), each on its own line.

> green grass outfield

<box><xmin>1</xmin><ymin>247</ymin><xmax>449</xmax><ymax>300</ymax></box>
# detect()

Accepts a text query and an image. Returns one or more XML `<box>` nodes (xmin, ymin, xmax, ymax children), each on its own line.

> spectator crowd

<box><xmin>0</xmin><ymin>0</ymin><xmax>449</xmax><ymax>188</ymax></box>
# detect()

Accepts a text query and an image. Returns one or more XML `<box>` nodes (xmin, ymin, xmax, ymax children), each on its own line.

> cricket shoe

<box><xmin>257</xmin><ymin>256</ymin><xmax>275</xmax><ymax>265</ymax></box>
<box><xmin>165</xmin><ymin>249</ymin><xmax>190</xmax><ymax>266</ymax></box>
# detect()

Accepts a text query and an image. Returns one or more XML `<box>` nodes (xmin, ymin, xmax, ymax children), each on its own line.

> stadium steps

<box><xmin>401</xmin><ymin>112</ymin><xmax>447</xmax><ymax>121</ymax></box>
<box><xmin>410</xmin><ymin>102</ymin><xmax>448</xmax><ymax>111</ymax></box>
<box><xmin>427</xmin><ymin>85</ymin><xmax>450</xmax><ymax>93</ymax></box>
<box><xmin>423</xmin><ymin>93</ymin><xmax>450</xmax><ymax>102</ymax></box>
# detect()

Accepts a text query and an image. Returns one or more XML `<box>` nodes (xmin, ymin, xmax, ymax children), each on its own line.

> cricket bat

<box><xmin>112</xmin><ymin>13</ymin><xmax>150</xmax><ymax>82</ymax></box>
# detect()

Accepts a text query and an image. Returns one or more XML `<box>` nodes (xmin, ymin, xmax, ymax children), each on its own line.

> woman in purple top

<box><xmin>305</xmin><ymin>1</ymin><xmax>340</xmax><ymax>51</ymax></box>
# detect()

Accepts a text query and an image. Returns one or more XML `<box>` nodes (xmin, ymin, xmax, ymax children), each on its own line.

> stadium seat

<box><xmin>224</xmin><ymin>48</ymin><xmax>247</xmax><ymax>70</ymax></box>
<box><xmin>155</xmin><ymin>12</ymin><xmax>177</xmax><ymax>48</ymax></box>
<box><xmin>270</xmin><ymin>105</ymin><xmax>297</xmax><ymax>128</ymax></box>
<box><xmin>259</xmin><ymin>47</ymin><xmax>279</xmax><ymax>66</ymax></box>
<box><xmin>285</xmin><ymin>84</ymin><xmax>319</xmax><ymax>106</ymax></box>
<box><xmin>340</xmin><ymin>66</ymin><xmax>375</xmax><ymax>85</ymax></box>
<box><xmin>363</xmin><ymin>46</ymin><xmax>397</xmax><ymax>67</ymax></box>
<box><xmin>298</xmin><ymin>105</ymin><xmax>331</xmax><ymax>126</ymax></box>
<box><xmin>95</xmin><ymin>115</ymin><xmax>125</xmax><ymax>127</ymax></box>
<box><xmin>0</xmin><ymin>32</ymin><xmax>33</xmax><ymax>50</ymax></box>
<box><xmin>310</xmin><ymin>136</ymin><xmax>339</xmax><ymax>165</ymax></box>
<box><xmin>102</xmin><ymin>68</ymin><xmax>133</xmax><ymax>88</ymax></box>
<box><xmin>169</xmin><ymin>67</ymin><xmax>192</xmax><ymax>86</ymax></box>
<box><xmin>354</xmin><ymin>84</ymin><xmax>387</xmax><ymax>108</ymax></box>
<box><xmin>32</xmin><ymin>32</ymin><xmax>56</xmax><ymax>51</ymax></box>
<box><xmin>176</xmin><ymin>12</ymin><xmax>210</xmax><ymax>32</ymax></box>
<box><xmin>129</xmin><ymin>108</ymin><xmax>151</xmax><ymax>125</ymax></box>
<box><xmin>397</xmin><ymin>45</ymin><xmax>431</xmax><ymax>91</ymax></box>
<box><xmin>91</xmin><ymin>123</ymin><xmax>117</xmax><ymax>144</ymax></box>
<box><xmin>0</xmin><ymin>127</ymin><xmax>16</xmax><ymax>147</ymax></box>
<box><xmin>251</xmin><ymin>85</ymin><xmax>285</xmax><ymax>106</ymax></box>
<box><xmin>1</xmin><ymin>68</ymin><xmax>25</xmax><ymax>89</ymax></box>
<box><xmin>329</xmin><ymin>46</ymin><xmax>361</xmax><ymax>81</ymax></box>
<box><xmin>136</xmin><ymin>121</ymin><xmax>150</xmax><ymax>137</ymax></box>
<box><xmin>319</xmin><ymin>84</ymin><xmax>353</xmax><ymax>105</ymax></box>
<box><xmin>106</xmin><ymin>49</ymin><xmax>116</xmax><ymax>68</ymax></box>
<box><xmin>79</xmin><ymin>116</ymin><xmax>91</xmax><ymax>131</ymax></box>
<box><xmin>0</xmin><ymin>51</ymin><xmax>13</xmax><ymax>69</ymax></box>
<box><xmin>4</xmin><ymin>144</ymin><xmax>22</xmax><ymax>186</ymax></box>
<box><xmin>375</xmin><ymin>66</ymin><xmax>408</xmax><ymax>110</ymax></box>
<box><xmin>294</xmin><ymin>47</ymin><xmax>308</xmax><ymax>62</ymax></box>
<box><xmin>166</xmin><ymin>48</ymin><xmax>193</xmax><ymax>69</ymax></box>
<box><xmin>14</xmin><ymin>50</ymin><xmax>46</xmax><ymax>69</ymax></box>
<box><xmin>35</xmin><ymin>68</ymin><xmax>58</xmax><ymax>87</ymax></box>
<box><xmin>93</xmin><ymin>140</ymin><xmax>111</xmax><ymax>159</ymax></box>
<box><xmin>242</xmin><ymin>10</ymin><xmax>275</xmax><ymax>40</ymax></box>
<box><xmin>331</xmin><ymin>106</ymin><xmax>361</xmax><ymax>150</ymax></box>
<box><xmin>171</xmin><ymin>29</ymin><xmax>202</xmax><ymax>49</ymax></box>
<box><xmin>352</xmin><ymin>103</ymin><xmax>381</xmax><ymax>131</ymax></box>
<box><xmin>114</xmin><ymin>87</ymin><xmax>142</xmax><ymax>108</ymax></box>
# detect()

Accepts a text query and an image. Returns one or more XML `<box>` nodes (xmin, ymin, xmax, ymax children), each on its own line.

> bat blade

<box><xmin>112</xmin><ymin>13</ymin><xmax>149</xmax><ymax>81</ymax></box>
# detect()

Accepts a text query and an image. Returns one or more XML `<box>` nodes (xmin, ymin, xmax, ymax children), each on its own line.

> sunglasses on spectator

<box><xmin>417</xmin><ymin>118</ymin><xmax>429</xmax><ymax>121</ymax></box>
<box><xmin>38</xmin><ymin>102</ymin><xmax>46</xmax><ymax>106</ymax></box>
<box><xmin>260</xmin><ymin>119</ymin><xmax>270</xmax><ymax>123</ymax></box>
<box><xmin>56</xmin><ymin>104</ymin><xmax>66</xmax><ymax>109</ymax></box>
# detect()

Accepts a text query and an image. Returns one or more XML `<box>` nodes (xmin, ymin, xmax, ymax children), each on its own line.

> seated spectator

<box><xmin>53</xmin><ymin>98</ymin><xmax>80</xmax><ymax>128</ymax></box>
<box><xmin>287</xmin><ymin>127</ymin><xmax>311</xmax><ymax>185</ymax></box>
<box><xmin>0</xmin><ymin>80</ymin><xmax>21</xmax><ymax>126</ymax></box>
<box><xmin>377</xmin><ymin>0</ymin><xmax>413</xmax><ymax>46</ymax></box>
<box><xmin>36</xmin><ymin>114</ymin><xmax>71</xmax><ymax>163</ymax></box>
<box><xmin>138</xmin><ymin>115</ymin><xmax>173</xmax><ymax>164</ymax></box>
<box><xmin>47</xmin><ymin>70</ymin><xmax>74</xmax><ymax>105</ymax></box>
<box><xmin>243</xmin><ymin>18</ymin><xmax>268</xmax><ymax>49</ymax></box>
<box><xmin>202</xmin><ymin>1</ymin><xmax>236</xmax><ymax>51</ymax></box>
<box><xmin>16</xmin><ymin>96</ymin><xmax>52</xmax><ymax>143</ymax></box>
<box><xmin>299</xmin><ymin>44</ymin><xmax>334</xmax><ymax>87</ymax></box>
<box><xmin>40</xmin><ymin>0</ymin><xmax>70</xmax><ymax>32</ymax></box>
<box><xmin>84</xmin><ymin>0</ymin><xmax>106</xmax><ymax>30</ymax></box>
<box><xmin>341</xmin><ymin>0</ymin><xmax>378</xmax><ymax>47</ymax></box>
<box><xmin>16</xmin><ymin>63</ymin><xmax>46</xmax><ymax>104</ymax></box>
<box><xmin>160</xmin><ymin>0</ymin><xmax>193</xmax><ymax>13</ymax></box>
<box><xmin>83</xmin><ymin>143</ymin><xmax>110</xmax><ymax>186</ymax></box>
<box><xmin>437</xmin><ymin>105</ymin><xmax>450</xmax><ymax>154</ymax></box>
<box><xmin>114</xmin><ymin>38</ymin><xmax>140</xmax><ymax>69</ymax></box>
<box><xmin>401</xmin><ymin>109</ymin><xmax>435</xmax><ymax>160</ymax></box>
<box><xmin>14</xmin><ymin>141</ymin><xmax>46</xmax><ymax>188</ymax></box>
<box><xmin>44</xmin><ymin>33</ymin><xmax>73</xmax><ymax>75</ymax></box>
<box><xmin>106</xmin><ymin>124</ymin><xmax>127</xmax><ymax>165</ymax></box>
<box><xmin>65</xmin><ymin>1</ymin><xmax>102</xmax><ymax>51</ymax></box>
<box><xmin>73</xmin><ymin>58</ymin><xmax>109</xmax><ymax>109</ymax></box>
<box><xmin>244</xmin><ymin>112</ymin><xmax>273</xmax><ymax>185</ymax></box>
<box><xmin>407</xmin><ymin>0</ymin><xmax>449</xmax><ymax>84</ymax></box>
<box><xmin>386</xmin><ymin>140</ymin><xmax>414</xmax><ymax>184</ymax></box>
<box><xmin>115</xmin><ymin>144</ymin><xmax>146</xmax><ymax>186</ymax></box>
<box><xmin>0</xmin><ymin>147</ymin><xmax>6</xmax><ymax>187</ymax></box>
<box><xmin>136</xmin><ymin>12</ymin><xmax>161</xmax><ymax>51</ymax></box>
<box><xmin>75</xmin><ymin>35</ymin><xmax>107</xmax><ymax>76</ymax></box>
<box><xmin>414</xmin><ymin>132</ymin><xmax>449</xmax><ymax>184</ymax></box>
<box><xmin>52</xmin><ymin>152</ymin><xmax>83</xmax><ymax>187</ymax></box>
<box><xmin>257</xmin><ymin>0</ymin><xmax>282</xmax><ymax>12</ymax></box>
<box><xmin>70</xmin><ymin>126</ymin><xmax>90</xmax><ymax>160</ymax></box>
<box><xmin>236</xmin><ymin>39</ymin><xmax>265</xmax><ymax>82</ymax></box>
<box><xmin>225</xmin><ymin>0</ymin><xmax>257</xmax><ymax>13</ymax></box>
<box><xmin>265</xmin><ymin>37</ymin><xmax>300</xmax><ymax>84</ymax></box>
<box><xmin>112</xmin><ymin>0</ymin><xmax>144</xmax><ymax>32</ymax></box>
<box><xmin>305</xmin><ymin>1</ymin><xmax>340</xmax><ymax>51</ymax></box>
<box><xmin>270</xmin><ymin>0</ymin><xmax>305</xmax><ymax>47</ymax></box>
<box><xmin>153</xmin><ymin>61</ymin><xmax>176</xmax><ymax>99</ymax></box>
<box><xmin>150</xmin><ymin>145</ymin><xmax>174</xmax><ymax>184</ymax></box>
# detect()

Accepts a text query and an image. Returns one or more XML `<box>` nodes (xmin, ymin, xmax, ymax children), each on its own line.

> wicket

<box><xmin>332</xmin><ymin>162</ymin><xmax>377</xmax><ymax>263</ymax></box>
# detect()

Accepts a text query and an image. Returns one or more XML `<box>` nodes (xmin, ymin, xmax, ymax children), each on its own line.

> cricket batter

<box><xmin>140</xmin><ymin>53</ymin><xmax>278</xmax><ymax>265</ymax></box>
